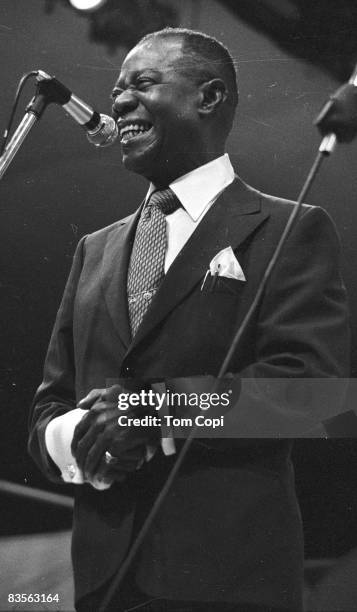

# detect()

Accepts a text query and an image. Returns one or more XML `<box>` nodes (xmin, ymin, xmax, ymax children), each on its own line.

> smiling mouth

<box><xmin>119</xmin><ymin>121</ymin><xmax>153</xmax><ymax>144</ymax></box>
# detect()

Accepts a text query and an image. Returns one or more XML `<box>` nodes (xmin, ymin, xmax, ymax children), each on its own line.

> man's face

<box><xmin>111</xmin><ymin>37</ymin><xmax>205</xmax><ymax>184</ymax></box>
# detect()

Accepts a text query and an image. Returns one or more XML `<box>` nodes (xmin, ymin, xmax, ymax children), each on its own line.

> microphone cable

<box><xmin>0</xmin><ymin>71</ymin><xmax>39</xmax><ymax>156</ymax></box>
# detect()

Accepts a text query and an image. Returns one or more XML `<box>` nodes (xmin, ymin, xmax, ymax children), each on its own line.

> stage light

<box><xmin>68</xmin><ymin>0</ymin><xmax>107</xmax><ymax>11</ymax></box>
<box><xmin>44</xmin><ymin>0</ymin><xmax>177</xmax><ymax>52</ymax></box>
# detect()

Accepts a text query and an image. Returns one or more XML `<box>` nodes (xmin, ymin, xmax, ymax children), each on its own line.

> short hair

<box><xmin>137</xmin><ymin>27</ymin><xmax>238</xmax><ymax>135</ymax></box>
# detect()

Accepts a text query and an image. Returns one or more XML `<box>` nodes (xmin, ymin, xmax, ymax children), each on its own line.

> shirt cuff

<box><xmin>161</xmin><ymin>437</ymin><xmax>176</xmax><ymax>455</ymax></box>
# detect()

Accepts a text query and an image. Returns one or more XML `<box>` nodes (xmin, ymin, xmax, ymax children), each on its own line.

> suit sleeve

<box><xmin>252</xmin><ymin>205</ymin><xmax>349</xmax><ymax>379</ymax></box>
<box><xmin>166</xmin><ymin>205</ymin><xmax>351</xmax><ymax>438</ymax></box>
<box><xmin>28</xmin><ymin>236</ymin><xmax>87</xmax><ymax>482</ymax></box>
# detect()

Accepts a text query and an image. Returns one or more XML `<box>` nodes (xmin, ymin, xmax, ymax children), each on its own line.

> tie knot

<box><xmin>148</xmin><ymin>188</ymin><xmax>181</xmax><ymax>216</ymax></box>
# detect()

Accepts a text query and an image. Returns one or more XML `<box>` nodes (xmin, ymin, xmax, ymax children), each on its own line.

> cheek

<box><xmin>151</xmin><ymin>88</ymin><xmax>196</xmax><ymax>122</ymax></box>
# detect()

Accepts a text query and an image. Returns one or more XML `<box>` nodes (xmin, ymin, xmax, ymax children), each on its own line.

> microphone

<box><xmin>28</xmin><ymin>70</ymin><xmax>118</xmax><ymax>147</ymax></box>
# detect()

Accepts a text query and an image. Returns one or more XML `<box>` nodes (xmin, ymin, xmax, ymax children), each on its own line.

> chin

<box><xmin>123</xmin><ymin>155</ymin><xmax>150</xmax><ymax>178</ymax></box>
<box><xmin>122</xmin><ymin>149</ymin><xmax>161</xmax><ymax>180</ymax></box>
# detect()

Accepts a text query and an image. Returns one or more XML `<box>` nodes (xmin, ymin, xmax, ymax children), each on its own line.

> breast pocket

<box><xmin>201</xmin><ymin>275</ymin><xmax>245</xmax><ymax>296</ymax></box>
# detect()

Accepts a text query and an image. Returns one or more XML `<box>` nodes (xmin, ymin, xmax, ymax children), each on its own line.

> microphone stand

<box><xmin>0</xmin><ymin>71</ymin><xmax>54</xmax><ymax>181</ymax></box>
<box><xmin>98</xmin><ymin>64</ymin><xmax>357</xmax><ymax>611</ymax></box>
<box><xmin>0</xmin><ymin>111</ymin><xmax>39</xmax><ymax>181</ymax></box>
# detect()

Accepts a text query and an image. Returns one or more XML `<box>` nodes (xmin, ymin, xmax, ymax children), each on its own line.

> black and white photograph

<box><xmin>1</xmin><ymin>1</ymin><xmax>357</xmax><ymax>611</ymax></box>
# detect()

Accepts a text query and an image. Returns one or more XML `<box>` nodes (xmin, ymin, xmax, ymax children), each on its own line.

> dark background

<box><xmin>1</xmin><ymin>0</ymin><xmax>357</xmax><ymax>559</ymax></box>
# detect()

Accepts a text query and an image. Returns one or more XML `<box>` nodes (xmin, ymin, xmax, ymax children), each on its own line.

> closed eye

<box><xmin>136</xmin><ymin>77</ymin><xmax>156</xmax><ymax>90</ymax></box>
<box><xmin>110</xmin><ymin>79</ymin><xmax>154</xmax><ymax>101</ymax></box>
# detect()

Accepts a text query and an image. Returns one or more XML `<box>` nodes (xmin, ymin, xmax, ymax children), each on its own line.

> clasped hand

<box><xmin>71</xmin><ymin>384</ymin><xmax>160</xmax><ymax>484</ymax></box>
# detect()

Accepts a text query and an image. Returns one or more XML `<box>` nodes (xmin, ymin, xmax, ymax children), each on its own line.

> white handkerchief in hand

<box><xmin>45</xmin><ymin>408</ymin><xmax>112</xmax><ymax>490</ymax></box>
<box><xmin>209</xmin><ymin>246</ymin><xmax>246</xmax><ymax>281</ymax></box>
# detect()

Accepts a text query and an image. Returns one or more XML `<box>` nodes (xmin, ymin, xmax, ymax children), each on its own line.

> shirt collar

<box><xmin>146</xmin><ymin>154</ymin><xmax>235</xmax><ymax>221</ymax></box>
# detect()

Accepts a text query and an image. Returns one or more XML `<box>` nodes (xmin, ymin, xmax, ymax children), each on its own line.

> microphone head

<box><xmin>87</xmin><ymin>114</ymin><xmax>118</xmax><ymax>147</ymax></box>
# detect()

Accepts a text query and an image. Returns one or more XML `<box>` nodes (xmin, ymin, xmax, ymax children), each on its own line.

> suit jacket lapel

<box><xmin>100</xmin><ymin>206</ymin><xmax>142</xmax><ymax>349</ymax></box>
<box><xmin>129</xmin><ymin>177</ymin><xmax>269</xmax><ymax>352</ymax></box>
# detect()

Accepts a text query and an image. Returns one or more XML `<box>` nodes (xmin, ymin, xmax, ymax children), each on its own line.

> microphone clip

<box><xmin>315</xmin><ymin>82</ymin><xmax>357</xmax><ymax>145</ymax></box>
<box><xmin>26</xmin><ymin>71</ymin><xmax>72</xmax><ymax>119</ymax></box>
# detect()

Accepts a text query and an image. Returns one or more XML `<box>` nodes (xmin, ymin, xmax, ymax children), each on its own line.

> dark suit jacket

<box><xmin>28</xmin><ymin>176</ymin><xmax>350</xmax><ymax>611</ymax></box>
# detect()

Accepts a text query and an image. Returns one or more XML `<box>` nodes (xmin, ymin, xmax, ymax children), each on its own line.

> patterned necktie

<box><xmin>127</xmin><ymin>188</ymin><xmax>181</xmax><ymax>336</ymax></box>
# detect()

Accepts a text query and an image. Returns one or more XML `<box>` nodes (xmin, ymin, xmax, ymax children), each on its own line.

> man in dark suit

<box><xmin>28</xmin><ymin>28</ymin><xmax>350</xmax><ymax>612</ymax></box>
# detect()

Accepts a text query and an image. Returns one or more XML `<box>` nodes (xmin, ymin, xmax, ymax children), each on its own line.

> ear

<box><xmin>198</xmin><ymin>79</ymin><xmax>228</xmax><ymax>117</ymax></box>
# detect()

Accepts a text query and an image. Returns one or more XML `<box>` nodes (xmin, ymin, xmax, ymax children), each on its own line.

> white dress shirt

<box><xmin>45</xmin><ymin>154</ymin><xmax>235</xmax><ymax>488</ymax></box>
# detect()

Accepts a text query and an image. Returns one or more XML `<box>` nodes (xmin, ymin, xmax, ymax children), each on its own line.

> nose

<box><xmin>112</xmin><ymin>90</ymin><xmax>139</xmax><ymax>118</ymax></box>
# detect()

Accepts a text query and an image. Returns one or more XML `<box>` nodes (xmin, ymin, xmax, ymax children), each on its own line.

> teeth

<box><xmin>120</xmin><ymin>122</ymin><xmax>151</xmax><ymax>141</ymax></box>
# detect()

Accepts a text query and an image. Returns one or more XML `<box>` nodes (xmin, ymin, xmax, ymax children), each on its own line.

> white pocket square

<box><xmin>209</xmin><ymin>246</ymin><xmax>246</xmax><ymax>281</ymax></box>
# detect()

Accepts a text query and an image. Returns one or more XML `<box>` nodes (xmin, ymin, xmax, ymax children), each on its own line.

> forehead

<box><xmin>119</xmin><ymin>37</ymin><xmax>185</xmax><ymax>77</ymax></box>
